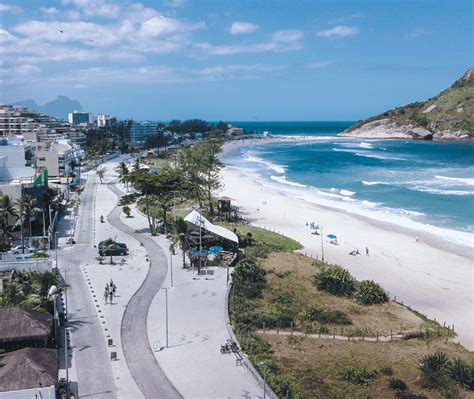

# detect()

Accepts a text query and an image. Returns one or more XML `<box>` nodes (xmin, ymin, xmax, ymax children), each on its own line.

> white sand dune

<box><xmin>220</xmin><ymin>139</ymin><xmax>474</xmax><ymax>350</ymax></box>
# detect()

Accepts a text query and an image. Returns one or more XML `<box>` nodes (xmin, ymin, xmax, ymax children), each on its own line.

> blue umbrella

<box><xmin>327</xmin><ymin>234</ymin><xmax>337</xmax><ymax>239</ymax></box>
<box><xmin>208</xmin><ymin>246</ymin><xmax>223</xmax><ymax>254</ymax></box>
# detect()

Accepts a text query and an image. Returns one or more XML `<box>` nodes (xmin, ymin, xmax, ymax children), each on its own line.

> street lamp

<box><xmin>169</xmin><ymin>245</ymin><xmax>174</xmax><ymax>288</ymax></box>
<box><xmin>257</xmin><ymin>361</ymin><xmax>267</xmax><ymax>399</ymax></box>
<box><xmin>162</xmin><ymin>287</ymin><xmax>169</xmax><ymax>348</ymax></box>
<box><xmin>48</xmin><ymin>285</ymin><xmax>58</xmax><ymax>339</ymax></box>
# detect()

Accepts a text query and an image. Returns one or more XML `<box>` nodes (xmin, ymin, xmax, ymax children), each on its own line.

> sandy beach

<box><xmin>219</xmin><ymin>139</ymin><xmax>474</xmax><ymax>350</ymax></box>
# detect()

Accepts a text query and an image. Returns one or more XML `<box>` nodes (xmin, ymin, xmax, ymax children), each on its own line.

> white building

<box><xmin>0</xmin><ymin>137</ymin><xmax>36</xmax><ymax>200</ymax></box>
<box><xmin>225</xmin><ymin>125</ymin><xmax>244</xmax><ymax>136</ymax></box>
<box><xmin>35</xmin><ymin>139</ymin><xmax>83</xmax><ymax>179</ymax></box>
<box><xmin>97</xmin><ymin>114</ymin><xmax>116</xmax><ymax>128</ymax></box>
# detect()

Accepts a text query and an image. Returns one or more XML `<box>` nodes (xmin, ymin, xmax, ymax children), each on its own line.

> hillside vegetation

<box><xmin>342</xmin><ymin>69</ymin><xmax>474</xmax><ymax>140</ymax></box>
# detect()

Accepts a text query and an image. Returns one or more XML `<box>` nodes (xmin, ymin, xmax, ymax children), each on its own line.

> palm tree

<box><xmin>96</xmin><ymin>166</ymin><xmax>107</xmax><ymax>184</ymax></box>
<box><xmin>14</xmin><ymin>194</ymin><xmax>40</xmax><ymax>252</ymax></box>
<box><xmin>116</xmin><ymin>161</ymin><xmax>130</xmax><ymax>190</ymax></box>
<box><xmin>0</xmin><ymin>194</ymin><xmax>17</xmax><ymax>250</ymax></box>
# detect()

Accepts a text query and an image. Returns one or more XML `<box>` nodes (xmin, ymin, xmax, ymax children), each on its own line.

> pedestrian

<box><xmin>416</xmin><ymin>234</ymin><xmax>420</xmax><ymax>242</ymax></box>
<box><xmin>112</xmin><ymin>282</ymin><xmax>117</xmax><ymax>298</ymax></box>
<box><xmin>105</xmin><ymin>283</ymin><xmax>109</xmax><ymax>295</ymax></box>
<box><xmin>104</xmin><ymin>290</ymin><xmax>108</xmax><ymax>304</ymax></box>
<box><xmin>366</xmin><ymin>246</ymin><xmax>369</xmax><ymax>256</ymax></box>
<box><xmin>109</xmin><ymin>290</ymin><xmax>113</xmax><ymax>304</ymax></box>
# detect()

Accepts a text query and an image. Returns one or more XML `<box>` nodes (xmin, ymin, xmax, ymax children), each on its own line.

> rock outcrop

<box><xmin>340</xmin><ymin>68</ymin><xmax>473</xmax><ymax>140</ymax></box>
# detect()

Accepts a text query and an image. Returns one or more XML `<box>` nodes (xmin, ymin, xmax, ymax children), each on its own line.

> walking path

<box><xmin>256</xmin><ymin>329</ymin><xmax>405</xmax><ymax>342</ymax></box>
<box><xmin>107</xmin><ymin>183</ymin><xmax>182</xmax><ymax>399</ymax></box>
<box><xmin>57</xmin><ymin>175</ymin><xmax>117</xmax><ymax>398</ymax></box>
<box><xmin>116</xmin><ymin>188</ymin><xmax>263</xmax><ymax>398</ymax></box>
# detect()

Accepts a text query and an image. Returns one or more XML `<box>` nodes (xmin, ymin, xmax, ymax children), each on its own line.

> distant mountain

<box><xmin>340</xmin><ymin>69</ymin><xmax>474</xmax><ymax>140</ymax></box>
<box><xmin>14</xmin><ymin>95</ymin><xmax>83</xmax><ymax>120</ymax></box>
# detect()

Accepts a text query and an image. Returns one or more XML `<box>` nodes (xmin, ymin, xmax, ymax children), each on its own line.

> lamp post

<box><xmin>169</xmin><ymin>246</ymin><xmax>174</xmax><ymax>288</ymax></box>
<box><xmin>48</xmin><ymin>285</ymin><xmax>58</xmax><ymax>340</ymax></box>
<box><xmin>55</xmin><ymin>232</ymin><xmax>58</xmax><ymax>268</ymax></box>
<box><xmin>321</xmin><ymin>226</ymin><xmax>324</xmax><ymax>264</ymax></box>
<box><xmin>257</xmin><ymin>361</ymin><xmax>267</xmax><ymax>399</ymax></box>
<box><xmin>162</xmin><ymin>287</ymin><xmax>169</xmax><ymax>348</ymax></box>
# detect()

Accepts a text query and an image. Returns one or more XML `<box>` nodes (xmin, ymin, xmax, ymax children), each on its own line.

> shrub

<box><xmin>122</xmin><ymin>205</ymin><xmax>131</xmax><ymax>217</ymax></box>
<box><xmin>314</xmin><ymin>265</ymin><xmax>355</xmax><ymax>296</ymax></box>
<box><xmin>302</xmin><ymin>306</ymin><xmax>352</xmax><ymax>325</ymax></box>
<box><xmin>31</xmin><ymin>252</ymin><xmax>49</xmax><ymax>258</ymax></box>
<box><xmin>266</xmin><ymin>372</ymin><xmax>302</xmax><ymax>398</ymax></box>
<box><xmin>380</xmin><ymin>366</ymin><xmax>394</xmax><ymax>376</ymax></box>
<box><xmin>389</xmin><ymin>378</ymin><xmax>407</xmax><ymax>390</ymax></box>
<box><xmin>238</xmin><ymin>332</ymin><xmax>273</xmax><ymax>357</ymax></box>
<box><xmin>336</xmin><ymin>365</ymin><xmax>378</xmax><ymax>385</ymax></box>
<box><xmin>355</xmin><ymin>280</ymin><xmax>389</xmax><ymax>305</ymax></box>
<box><xmin>232</xmin><ymin>260</ymin><xmax>267</xmax><ymax>298</ymax></box>
<box><xmin>419</xmin><ymin>351</ymin><xmax>451</xmax><ymax>388</ymax></box>
<box><xmin>448</xmin><ymin>358</ymin><xmax>473</xmax><ymax>390</ymax></box>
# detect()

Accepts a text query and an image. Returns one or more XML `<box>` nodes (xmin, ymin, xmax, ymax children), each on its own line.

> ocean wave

<box><xmin>355</xmin><ymin>152</ymin><xmax>406</xmax><ymax>161</ymax></box>
<box><xmin>411</xmin><ymin>187</ymin><xmax>473</xmax><ymax>196</ymax></box>
<box><xmin>362</xmin><ymin>180</ymin><xmax>385</xmax><ymax>186</ymax></box>
<box><xmin>359</xmin><ymin>142</ymin><xmax>374</xmax><ymax>149</ymax></box>
<box><xmin>435</xmin><ymin>175</ymin><xmax>474</xmax><ymax>187</ymax></box>
<box><xmin>270</xmin><ymin>175</ymin><xmax>307</xmax><ymax>188</ymax></box>
<box><xmin>243</xmin><ymin>153</ymin><xmax>286</xmax><ymax>174</ymax></box>
<box><xmin>340</xmin><ymin>189</ymin><xmax>356</xmax><ymax>196</ymax></box>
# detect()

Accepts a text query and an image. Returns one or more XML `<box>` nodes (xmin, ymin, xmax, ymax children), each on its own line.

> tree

<box><xmin>0</xmin><ymin>194</ymin><xmax>17</xmax><ymax>250</ymax></box>
<box><xmin>122</xmin><ymin>205</ymin><xmax>131</xmax><ymax>217</ymax></box>
<box><xmin>145</xmin><ymin>132</ymin><xmax>170</xmax><ymax>150</ymax></box>
<box><xmin>116</xmin><ymin>161</ymin><xmax>129</xmax><ymax>190</ymax></box>
<box><xmin>14</xmin><ymin>194</ymin><xmax>40</xmax><ymax>252</ymax></box>
<box><xmin>96</xmin><ymin>166</ymin><xmax>107</xmax><ymax>184</ymax></box>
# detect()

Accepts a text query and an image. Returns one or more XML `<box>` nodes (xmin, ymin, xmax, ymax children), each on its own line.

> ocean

<box><xmin>224</xmin><ymin>122</ymin><xmax>474</xmax><ymax>247</ymax></box>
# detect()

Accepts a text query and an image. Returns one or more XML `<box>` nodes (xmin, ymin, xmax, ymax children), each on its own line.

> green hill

<box><xmin>341</xmin><ymin>69</ymin><xmax>473</xmax><ymax>140</ymax></box>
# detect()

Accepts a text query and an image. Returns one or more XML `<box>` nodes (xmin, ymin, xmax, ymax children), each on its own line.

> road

<box><xmin>57</xmin><ymin>175</ymin><xmax>117</xmax><ymax>398</ymax></box>
<box><xmin>107</xmin><ymin>183</ymin><xmax>182</xmax><ymax>399</ymax></box>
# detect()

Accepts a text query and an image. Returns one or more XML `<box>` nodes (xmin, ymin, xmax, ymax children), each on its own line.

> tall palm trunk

<box><xmin>144</xmin><ymin>193</ymin><xmax>153</xmax><ymax>234</ymax></box>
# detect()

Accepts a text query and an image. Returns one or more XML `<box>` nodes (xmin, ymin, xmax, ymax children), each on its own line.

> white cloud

<box><xmin>272</xmin><ymin>29</ymin><xmax>304</xmax><ymax>43</ymax></box>
<box><xmin>138</xmin><ymin>16</ymin><xmax>203</xmax><ymax>38</ymax></box>
<box><xmin>197</xmin><ymin>63</ymin><xmax>285</xmax><ymax>80</ymax></box>
<box><xmin>0</xmin><ymin>4</ymin><xmax>22</xmax><ymax>13</ymax></box>
<box><xmin>164</xmin><ymin>0</ymin><xmax>185</xmax><ymax>8</ymax></box>
<box><xmin>317</xmin><ymin>25</ymin><xmax>359</xmax><ymax>38</ymax></box>
<box><xmin>61</xmin><ymin>0</ymin><xmax>120</xmax><ymax>19</ymax></box>
<box><xmin>406</xmin><ymin>28</ymin><xmax>431</xmax><ymax>39</ymax></box>
<box><xmin>0</xmin><ymin>28</ymin><xmax>15</xmax><ymax>42</ymax></box>
<box><xmin>229</xmin><ymin>22</ymin><xmax>258</xmax><ymax>35</ymax></box>
<box><xmin>305</xmin><ymin>60</ymin><xmax>334</xmax><ymax>69</ymax></box>
<box><xmin>40</xmin><ymin>7</ymin><xmax>60</xmax><ymax>16</ymax></box>
<box><xmin>197</xmin><ymin>29</ymin><xmax>303</xmax><ymax>56</ymax></box>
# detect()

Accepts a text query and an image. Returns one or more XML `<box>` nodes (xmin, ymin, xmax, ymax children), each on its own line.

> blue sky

<box><xmin>0</xmin><ymin>0</ymin><xmax>471</xmax><ymax>121</ymax></box>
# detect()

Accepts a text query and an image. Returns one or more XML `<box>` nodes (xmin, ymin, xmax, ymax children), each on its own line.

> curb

<box><xmin>224</xmin><ymin>282</ymin><xmax>279</xmax><ymax>399</ymax></box>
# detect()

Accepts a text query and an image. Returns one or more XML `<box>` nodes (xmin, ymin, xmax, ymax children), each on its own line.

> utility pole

<box><xmin>169</xmin><ymin>248</ymin><xmax>174</xmax><ymax>288</ymax></box>
<box><xmin>55</xmin><ymin>232</ymin><xmax>58</xmax><ymax>268</ymax></box>
<box><xmin>164</xmin><ymin>288</ymin><xmax>169</xmax><ymax>348</ymax></box>
<box><xmin>321</xmin><ymin>226</ymin><xmax>324</xmax><ymax>264</ymax></box>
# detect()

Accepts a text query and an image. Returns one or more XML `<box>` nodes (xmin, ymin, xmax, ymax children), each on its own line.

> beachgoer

<box><xmin>109</xmin><ymin>290</ymin><xmax>113</xmax><ymax>304</ymax></box>
<box><xmin>366</xmin><ymin>247</ymin><xmax>369</xmax><ymax>256</ymax></box>
<box><xmin>104</xmin><ymin>290</ymin><xmax>108</xmax><ymax>304</ymax></box>
<box><xmin>416</xmin><ymin>235</ymin><xmax>420</xmax><ymax>242</ymax></box>
<box><xmin>112</xmin><ymin>282</ymin><xmax>117</xmax><ymax>297</ymax></box>
<box><xmin>356</xmin><ymin>249</ymin><xmax>360</xmax><ymax>255</ymax></box>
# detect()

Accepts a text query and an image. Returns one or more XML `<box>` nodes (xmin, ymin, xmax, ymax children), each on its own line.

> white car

<box><xmin>9</xmin><ymin>245</ymin><xmax>36</xmax><ymax>254</ymax></box>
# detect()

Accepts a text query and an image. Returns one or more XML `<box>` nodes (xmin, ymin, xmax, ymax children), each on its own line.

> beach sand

<box><xmin>219</xmin><ymin>139</ymin><xmax>474</xmax><ymax>350</ymax></box>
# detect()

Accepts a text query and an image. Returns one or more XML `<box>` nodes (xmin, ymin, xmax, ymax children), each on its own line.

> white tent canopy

<box><xmin>184</xmin><ymin>210</ymin><xmax>239</xmax><ymax>243</ymax></box>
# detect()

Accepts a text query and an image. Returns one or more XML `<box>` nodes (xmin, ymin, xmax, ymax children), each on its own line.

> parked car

<box><xmin>99</xmin><ymin>243</ymin><xmax>128</xmax><ymax>256</ymax></box>
<box><xmin>9</xmin><ymin>245</ymin><xmax>36</xmax><ymax>254</ymax></box>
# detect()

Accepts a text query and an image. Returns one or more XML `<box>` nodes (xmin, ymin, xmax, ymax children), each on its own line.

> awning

<box><xmin>184</xmin><ymin>210</ymin><xmax>239</xmax><ymax>243</ymax></box>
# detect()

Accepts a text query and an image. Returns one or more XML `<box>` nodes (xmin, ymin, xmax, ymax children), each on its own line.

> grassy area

<box><xmin>229</xmin><ymin>226</ymin><xmax>473</xmax><ymax>398</ymax></box>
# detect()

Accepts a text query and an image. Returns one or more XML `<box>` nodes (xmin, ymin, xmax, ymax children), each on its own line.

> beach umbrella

<box><xmin>208</xmin><ymin>245</ymin><xmax>223</xmax><ymax>254</ymax></box>
<box><xmin>327</xmin><ymin>234</ymin><xmax>337</xmax><ymax>239</ymax></box>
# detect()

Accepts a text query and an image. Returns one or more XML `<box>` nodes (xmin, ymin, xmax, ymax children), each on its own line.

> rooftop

<box><xmin>0</xmin><ymin>307</ymin><xmax>52</xmax><ymax>342</ymax></box>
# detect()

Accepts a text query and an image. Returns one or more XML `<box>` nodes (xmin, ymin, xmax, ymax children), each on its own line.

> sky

<box><xmin>0</xmin><ymin>0</ymin><xmax>472</xmax><ymax>121</ymax></box>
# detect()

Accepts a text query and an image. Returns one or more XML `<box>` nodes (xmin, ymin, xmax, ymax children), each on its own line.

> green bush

<box><xmin>238</xmin><ymin>332</ymin><xmax>273</xmax><ymax>357</ymax></box>
<box><xmin>122</xmin><ymin>205</ymin><xmax>131</xmax><ymax>217</ymax></box>
<box><xmin>380</xmin><ymin>366</ymin><xmax>394</xmax><ymax>376</ymax></box>
<box><xmin>355</xmin><ymin>280</ymin><xmax>389</xmax><ymax>305</ymax></box>
<box><xmin>389</xmin><ymin>378</ymin><xmax>407</xmax><ymax>390</ymax></box>
<box><xmin>448</xmin><ymin>358</ymin><xmax>473</xmax><ymax>390</ymax></box>
<box><xmin>418</xmin><ymin>351</ymin><xmax>451</xmax><ymax>388</ymax></box>
<box><xmin>232</xmin><ymin>260</ymin><xmax>266</xmax><ymax>298</ymax></box>
<box><xmin>31</xmin><ymin>252</ymin><xmax>49</xmax><ymax>258</ymax></box>
<box><xmin>266</xmin><ymin>372</ymin><xmax>302</xmax><ymax>398</ymax></box>
<box><xmin>302</xmin><ymin>306</ymin><xmax>352</xmax><ymax>325</ymax></box>
<box><xmin>314</xmin><ymin>265</ymin><xmax>355</xmax><ymax>296</ymax></box>
<box><xmin>336</xmin><ymin>365</ymin><xmax>378</xmax><ymax>385</ymax></box>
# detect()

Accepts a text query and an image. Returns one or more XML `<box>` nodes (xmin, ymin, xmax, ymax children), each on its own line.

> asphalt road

<box><xmin>57</xmin><ymin>176</ymin><xmax>117</xmax><ymax>399</ymax></box>
<box><xmin>107</xmin><ymin>183</ymin><xmax>182</xmax><ymax>399</ymax></box>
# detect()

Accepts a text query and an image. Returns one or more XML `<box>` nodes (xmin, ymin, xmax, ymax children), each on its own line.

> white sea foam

<box><xmin>359</xmin><ymin>142</ymin><xmax>374</xmax><ymax>149</ymax></box>
<box><xmin>411</xmin><ymin>187</ymin><xmax>473</xmax><ymax>196</ymax></box>
<box><xmin>270</xmin><ymin>175</ymin><xmax>307</xmax><ymax>188</ymax></box>
<box><xmin>362</xmin><ymin>181</ymin><xmax>385</xmax><ymax>186</ymax></box>
<box><xmin>435</xmin><ymin>175</ymin><xmax>474</xmax><ymax>186</ymax></box>
<box><xmin>355</xmin><ymin>152</ymin><xmax>406</xmax><ymax>161</ymax></box>
<box><xmin>243</xmin><ymin>153</ymin><xmax>286</xmax><ymax>174</ymax></box>
<box><xmin>340</xmin><ymin>189</ymin><xmax>356</xmax><ymax>196</ymax></box>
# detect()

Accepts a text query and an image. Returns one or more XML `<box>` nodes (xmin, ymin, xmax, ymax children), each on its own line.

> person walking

<box><xmin>104</xmin><ymin>290</ymin><xmax>108</xmax><ymax>304</ymax></box>
<box><xmin>366</xmin><ymin>246</ymin><xmax>369</xmax><ymax>256</ymax></box>
<box><xmin>111</xmin><ymin>282</ymin><xmax>117</xmax><ymax>298</ymax></box>
<box><xmin>109</xmin><ymin>289</ymin><xmax>113</xmax><ymax>305</ymax></box>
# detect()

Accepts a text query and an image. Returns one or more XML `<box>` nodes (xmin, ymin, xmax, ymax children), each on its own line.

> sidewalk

<box><xmin>120</xmin><ymin>193</ymin><xmax>263</xmax><ymax>398</ymax></box>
